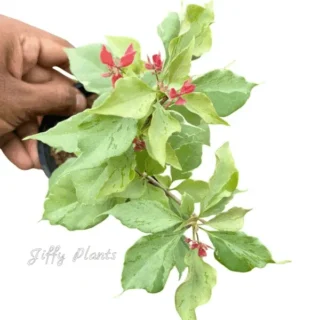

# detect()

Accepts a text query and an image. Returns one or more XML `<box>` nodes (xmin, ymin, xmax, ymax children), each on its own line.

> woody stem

<box><xmin>135</xmin><ymin>170</ymin><xmax>181</xmax><ymax>205</ymax></box>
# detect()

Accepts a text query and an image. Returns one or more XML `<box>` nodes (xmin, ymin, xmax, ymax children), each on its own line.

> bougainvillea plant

<box><xmin>27</xmin><ymin>2</ymin><xmax>286</xmax><ymax>320</ymax></box>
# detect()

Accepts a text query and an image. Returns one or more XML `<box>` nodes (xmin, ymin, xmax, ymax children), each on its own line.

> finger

<box><xmin>2</xmin><ymin>15</ymin><xmax>74</xmax><ymax>49</ymax></box>
<box><xmin>15</xmin><ymin>121</ymin><xmax>41</xmax><ymax>169</ymax></box>
<box><xmin>22</xmin><ymin>65</ymin><xmax>53</xmax><ymax>83</ymax></box>
<box><xmin>20</xmin><ymin>34</ymin><xmax>72</xmax><ymax>73</ymax></box>
<box><xmin>19</xmin><ymin>79</ymin><xmax>87</xmax><ymax>116</ymax></box>
<box><xmin>1</xmin><ymin>132</ymin><xmax>34</xmax><ymax>170</ymax></box>
<box><xmin>23</xmin><ymin>65</ymin><xmax>74</xmax><ymax>84</ymax></box>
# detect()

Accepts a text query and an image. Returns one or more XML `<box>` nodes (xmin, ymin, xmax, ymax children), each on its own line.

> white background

<box><xmin>1</xmin><ymin>0</ymin><xmax>319</xmax><ymax>319</ymax></box>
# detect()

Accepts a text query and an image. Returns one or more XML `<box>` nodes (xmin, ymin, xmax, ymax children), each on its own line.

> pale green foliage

<box><xmin>206</xmin><ymin>207</ymin><xmax>251</xmax><ymax>231</ymax></box>
<box><xmin>29</xmin><ymin>3</ymin><xmax>280</xmax><ymax>320</ymax></box>
<box><xmin>147</xmin><ymin>103</ymin><xmax>181</xmax><ymax>166</ymax></box>
<box><xmin>90</xmin><ymin>78</ymin><xmax>156</xmax><ymax>119</ymax></box>
<box><xmin>175</xmin><ymin>250</ymin><xmax>217</xmax><ymax>320</ymax></box>
<box><xmin>207</xmin><ymin>231</ymin><xmax>275</xmax><ymax>272</ymax></box>
<box><xmin>121</xmin><ymin>232</ymin><xmax>182</xmax><ymax>293</ymax></box>
<box><xmin>194</xmin><ymin>69</ymin><xmax>257</xmax><ymax>116</ymax></box>
<box><xmin>65</xmin><ymin>44</ymin><xmax>113</xmax><ymax>94</ymax></box>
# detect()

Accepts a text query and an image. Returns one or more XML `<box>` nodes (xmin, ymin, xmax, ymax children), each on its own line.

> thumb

<box><xmin>20</xmin><ymin>80</ymin><xmax>87</xmax><ymax>116</ymax></box>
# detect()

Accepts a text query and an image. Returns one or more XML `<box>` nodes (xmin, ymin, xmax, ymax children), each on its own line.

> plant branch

<box><xmin>136</xmin><ymin>170</ymin><xmax>181</xmax><ymax>205</ymax></box>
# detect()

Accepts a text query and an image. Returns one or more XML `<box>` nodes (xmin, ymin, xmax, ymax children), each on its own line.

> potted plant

<box><xmin>27</xmin><ymin>2</ymin><xmax>287</xmax><ymax>319</ymax></box>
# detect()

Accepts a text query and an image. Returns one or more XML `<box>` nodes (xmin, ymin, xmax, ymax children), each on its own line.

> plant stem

<box><xmin>139</xmin><ymin>172</ymin><xmax>182</xmax><ymax>205</ymax></box>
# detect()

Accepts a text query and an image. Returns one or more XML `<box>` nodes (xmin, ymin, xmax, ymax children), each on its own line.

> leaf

<box><xmin>171</xmin><ymin>143</ymin><xmax>203</xmax><ymax>181</ymax></box>
<box><xmin>207</xmin><ymin>231</ymin><xmax>274</xmax><ymax>272</ymax></box>
<box><xmin>174</xmin><ymin>237</ymin><xmax>190</xmax><ymax>279</ymax></box>
<box><xmin>164</xmin><ymin>37</ymin><xmax>195</xmax><ymax>85</ymax></box>
<box><xmin>121</xmin><ymin>232</ymin><xmax>182</xmax><ymax>293</ymax></box>
<box><xmin>194</xmin><ymin>69</ymin><xmax>257</xmax><ymax>117</ymax></box>
<box><xmin>206</xmin><ymin>207</ymin><xmax>251</xmax><ymax>231</ymax></box>
<box><xmin>112</xmin><ymin>177</ymin><xmax>147</xmax><ymax>199</ymax></box>
<box><xmin>180</xmin><ymin>4</ymin><xmax>215</xmax><ymax>58</ymax></box>
<box><xmin>90</xmin><ymin>77</ymin><xmax>156</xmax><ymax>119</ymax></box>
<box><xmin>154</xmin><ymin>175</ymin><xmax>172</xmax><ymax>189</ymax></box>
<box><xmin>30</xmin><ymin>114</ymin><xmax>137</xmax><ymax>171</ymax></box>
<box><xmin>140</xmin><ymin>183</ymin><xmax>170</xmax><ymax>208</ymax></box>
<box><xmin>157</xmin><ymin>12</ymin><xmax>181</xmax><ymax>58</ymax></box>
<box><xmin>166</xmin><ymin>143</ymin><xmax>182</xmax><ymax>170</ymax></box>
<box><xmin>43</xmin><ymin>163</ymin><xmax>119</xmax><ymax>230</ymax></box>
<box><xmin>147</xmin><ymin>103</ymin><xmax>181</xmax><ymax>166</ymax></box>
<box><xmin>169</xmin><ymin>111</ymin><xmax>210</xmax><ymax>148</ymax></box>
<box><xmin>141</xmin><ymin>71</ymin><xmax>157</xmax><ymax>88</ymax></box>
<box><xmin>175</xmin><ymin>250</ymin><xmax>217</xmax><ymax>320</ymax></box>
<box><xmin>175</xmin><ymin>179</ymin><xmax>209</xmax><ymax>202</ymax></box>
<box><xmin>65</xmin><ymin>44</ymin><xmax>113</xmax><ymax>94</ymax></box>
<box><xmin>98</xmin><ymin>150</ymin><xmax>136</xmax><ymax>198</ymax></box>
<box><xmin>27</xmin><ymin>111</ymin><xmax>91</xmax><ymax>153</ymax></box>
<box><xmin>107</xmin><ymin>200</ymin><xmax>182</xmax><ymax>233</ymax></box>
<box><xmin>201</xmin><ymin>142</ymin><xmax>239</xmax><ymax>216</ymax></box>
<box><xmin>184</xmin><ymin>93</ymin><xmax>228</xmax><ymax>125</ymax></box>
<box><xmin>91</xmin><ymin>92</ymin><xmax>110</xmax><ymax>109</ymax></box>
<box><xmin>171</xmin><ymin>168</ymin><xmax>192</xmax><ymax>182</ymax></box>
<box><xmin>180</xmin><ymin>193</ymin><xmax>195</xmax><ymax>220</ymax></box>
<box><xmin>106</xmin><ymin>36</ymin><xmax>143</xmax><ymax>73</ymax></box>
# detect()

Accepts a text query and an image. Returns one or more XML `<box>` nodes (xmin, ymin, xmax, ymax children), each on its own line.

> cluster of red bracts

<box><xmin>100</xmin><ymin>45</ymin><xmax>196</xmax><ymax>106</ymax></box>
<box><xmin>169</xmin><ymin>79</ymin><xmax>196</xmax><ymax>105</ymax></box>
<box><xmin>185</xmin><ymin>237</ymin><xmax>212</xmax><ymax>257</ymax></box>
<box><xmin>133</xmin><ymin>138</ymin><xmax>146</xmax><ymax>152</ymax></box>
<box><xmin>145</xmin><ymin>53</ymin><xmax>163</xmax><ymax>72</ymax></box>
<box><xmin>100</xmin><ymin>44</ymin><xmax>136</xmax><ymax>87</ymax></box>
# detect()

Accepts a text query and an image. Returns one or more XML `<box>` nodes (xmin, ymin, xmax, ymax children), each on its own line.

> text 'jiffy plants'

<box><xmin>27</xmin><ymin>2</ymin><xmax>287</xmax><ymax>319</ymax></box>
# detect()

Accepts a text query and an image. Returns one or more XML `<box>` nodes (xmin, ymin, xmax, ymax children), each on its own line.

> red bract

<box><xmin>188</xmin><ymin>240</ymin><xmax>212</xmax><ymax>258</ymax></box>
<box><xmin>100</xmin><ymin>45</ymin><xmax>115</xmax><ymax>67</ymax></box>
<box><xmin>145</xmin><ymin>53</ymin><xmax>163</xmax><ymax>72</ymax></box>
<box><xmin>100</xmin><ymin>43</ymin><xmax>136</xmax><ymax>87</ymax></box>
<box><xmin>120</xmin><ymin>44</ymin><xmax>136</xmax><ymax>67</ymax></box>
<box><xmin>112</xmin><ymin>74</ymin><xmax>123</xmax><ymax>87</ymax></box>
<box><xmin>133</xmin><ymin>138</ymin><xmax>146</xmax><ymax>152</ymax></box>
<box><xmin>168</xmin><ymin>79</ymin><xmax>196</xmax><ymax>106</ymax></box>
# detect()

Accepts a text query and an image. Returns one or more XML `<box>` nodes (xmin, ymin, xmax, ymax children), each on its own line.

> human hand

<box><xmin>0</xmin><ymin>15</ymin><xmax>87</xmax><ymax>170</ymax></box>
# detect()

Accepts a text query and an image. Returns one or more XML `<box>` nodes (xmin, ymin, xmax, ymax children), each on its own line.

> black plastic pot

<box><xmin>38</xmin><ymin>83</ymin><xmax>94</xmax><ymax>178</ymax></box>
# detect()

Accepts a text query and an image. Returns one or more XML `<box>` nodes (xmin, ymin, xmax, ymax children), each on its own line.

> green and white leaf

<box><xmin>90</xmin><ymin>77</ymin><xmax>156</xmax><ymax>119</ymax></box>
<box><xmin>166</xmin><ymin>143</ymin><xmax>182</xmax><ymax>170</ymax></box>
<box><xmin>175</xmin><ymin>179</ymin><xmax>209</xmax><ymax>202</ymax></box>
<box><xmin>175</xmin><ymin>250</ymin><xmax>217</xmax><ymax>320</ymax></box>
<box><xmin>157</xmin><ymin>12</ymin><xmax>181</xmax><ymax>58</ymax></box>
<box><xmin>147</xmin><ymin>103</ymin><xmax>181</xmax><ymax>166</ymax></box>
<box><xmin>43</xmin><ymin>163</ymin><xmax>120</xmax><ymax>230</ymax></box>
<box><xmin>180</xmin><ymin>193</ymin><xmax>195</xmax><ymax>220</ymax></box>
<box><xmin>65</xmin><ymin>44</ymin><xmax>113</xmax><ymax>94</ymax></box>
<box><xmin>174</xmin><ymin>237</ymin><xmax>190</xmax><ymax>279</ymax></box>
<box><xmin>206</xmin><ymin>207</ymin><xmax>251</xmax><ymax>231</ymax></box>
<box><xmin>122</xmin><ymin>232</ymin><xmax>182</xmax><ymax>293</ymax></box>
<box><xmin>194</xmin><ymin>69</ymin><xmax>257</xmax><ymax>117</ymax></box>
<box><xmin>107</xmin><ymin>200</ymin><xmax>182</xmax><ymax>233</ymax></box>
<box><xmin>201</xmin><ymin>142</ymin><xmax>239</xmax><ymax>216</ymax></box>
<box><xmin>207</xmin><ymin>231</ymin><xmax>274</xmax><ymax>272</ymax></box>
<box><xmin>164</xmin><ymin>37</ymin><xmax>195</xmax><ymax>85</ymax></box>
<box><xmin>184</xmin><ymin>93</ymin><xmax>228</xmax><ymax>125</ymax></box>
<box><xmin>180</xmin><ymin>4</ymin><xmax>214</xmax><ymax>58</ymax></box>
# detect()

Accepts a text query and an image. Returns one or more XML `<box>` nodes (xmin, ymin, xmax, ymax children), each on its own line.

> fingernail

<box><xmin>76</xmin><ymin>93</ymin><xmax>87</xmax><ymax>112</ymax></box>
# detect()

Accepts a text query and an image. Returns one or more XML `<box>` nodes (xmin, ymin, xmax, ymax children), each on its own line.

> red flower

<box><xmin>168</xmin><ymin>79</ymin><xmax>196</xmax><ymax>106</ymax></box>
<box><xmin>111</xmin><ymin>74</ymin><xmax>123</xmax><ymax>87</ymax></box>
<box><xmin>100</xmin><ymin>43</ymin><xmax>136</xmax><ymax>87</ymax></box>
<box><xmin>100</xmin><ymin>45</ymin><xmax>115</xmax><ymax>67</ymax></box>
<box><xmin>145</xmin><ymin>53</ymin><xmax>163</xmax><ymax>72</ymax></box>
<box><xmin>188</xmin><ymin>240</ymin><xmax>212</xmax><ymax>258</ymax></box>
<box><xmin>120</xmin><ymin>44</ymin><xmax>136</xmax><ymax>67</ymax></box>
<box><xmin>133</xmin><ymin>137</ymin><xmax>146</xmax><ymax>152</ymax></box>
